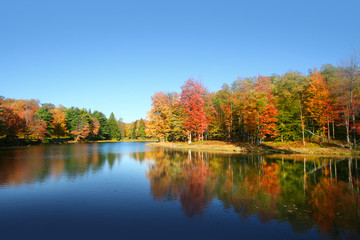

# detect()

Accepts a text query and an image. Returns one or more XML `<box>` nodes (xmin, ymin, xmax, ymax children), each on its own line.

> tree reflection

<box><xmin>0</xmin><ymin>144</ymin><xmax>121</xmax><ymax>186</ymax></box>
<box><xmin>1</xmin><ymin>144</ymin><xmax>360</xmax><ymax>239</ymax></box>
<box><xmin>138</xmin><ymin>149</ymin><xmax>360</xmax><ymax>239</ymax></box>
<box><xmin>144</xmin><ymin>149</ymin><xmax>217</xmax><ymax>216</ymax></box>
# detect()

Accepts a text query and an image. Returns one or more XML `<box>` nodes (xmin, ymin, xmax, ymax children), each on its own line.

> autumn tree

<box><xmin>0</xmin><ymin>105</ymin><xmax>24</xmax><ymax>138</ymax></box>
<box><xmin>91</xmin><ymin>116</ymin><xmax>100</xmax><ymax>137</ymax></box>
<box><xmin>71</xmin><ymin>116</ymin><xmax>91</xmax><ymax>143</ymax></box>
<box><xmin>229</xmin><ymin>77</ymin><xmax>255</xmax><ymax>142</ymax></box>
<box><xmin>28</xmin><ymin>117</ymin><xmax>47</xmax><ymax>140</ymax></box>
<box><xmin>202</xmin><ymin>91</ymin><xmax>218</xmax><ymax>140</ymax></box>
<box><xmin>147</xmin><ymin>92</ymin><xmax>172</xmax><ymax>141</ymax></box>
<box><xmin>216</xmin><ymin>84</ymin><xmax>233</xmax><ymax>140</ymax></box>
<box><xmin>168</xmin><ymin>92</ymin><xmax>186</xmax><ymax>141</ymax></box>
<box><xmin>273</xmin><ymin>72</ymin><xmax>309</xmax><ymax>145</ymax></box>
<box><xmin>242</xmin><ymin>76</ymin><xmax>278</xmax><ymax>144</ymax></box>
<box><xmin>180</xmin><ymin>79</ymin><xmax>207</xmax><ymax>143</ymax></box>
<box><xmin>338</xmin><ymin>52</ymin><xmax>360</xmax><ymax>148</ymax></box>
<box><xmin>304</xmin><ymin>71</ymin><xmax>332</xmax><ymax>140</ymax></box>
<box><xmin>50</xmin><ymin>106</ymin><xmax>68</xmax><ymax>139</ymax></box>
<box><xmin>66</xmin><ymin>107</ymin><xmax>92</xmax><ymax>142</ymax></box>
<box><xmin>7</xmin><ymin>99</ymin><xmax>40</xmax><ymax>137</ymax></box>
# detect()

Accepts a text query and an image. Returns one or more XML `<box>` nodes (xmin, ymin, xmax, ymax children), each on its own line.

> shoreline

<box><xmin>147</xmin><ymin>141</ymin><xmax>360</xmax><ymax>157</ymax></box>
<box><xmin>0</xmin><ymin>138</ymin><xmax>158</xmax><ymax>148</ymax></box>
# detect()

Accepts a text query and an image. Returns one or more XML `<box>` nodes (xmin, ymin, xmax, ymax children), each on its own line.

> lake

<box><xmin>0</xmin><ymin>142</ymin><xmax>359</xmax><ymax>239</ymax></box>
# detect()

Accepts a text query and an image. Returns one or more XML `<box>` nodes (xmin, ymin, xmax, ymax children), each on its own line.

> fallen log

<box><xmin>304</xmin><ymin>129</ymin><xmax>349</xmax><ymax>148</ymax></box>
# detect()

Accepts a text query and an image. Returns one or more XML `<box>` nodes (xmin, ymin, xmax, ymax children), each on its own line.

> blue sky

<box><xmin>1</xmin><ymin>0</ymin><xmax>359</xmax><ymax>123</ymax></box>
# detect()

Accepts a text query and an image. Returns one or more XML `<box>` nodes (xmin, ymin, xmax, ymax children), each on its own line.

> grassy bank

<box><xmin>147</xmin><ymin>140</ymin><xmax>360</xmax><ymax>156</ymax></box>
<box><xmin>147</xmin><ymin>141</ymin><xmax>244</xmax><ymax>154</ymax></box>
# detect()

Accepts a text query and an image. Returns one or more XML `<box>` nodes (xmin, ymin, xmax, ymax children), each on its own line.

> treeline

<box><xmin>147</xmin><ymin>56</ymin><xmax>360</xmax><ymax>148</ymax></box>
<box><xmin>0</xmin><ymin>98</ymin><xmax>127</xmax><ymax>142</ymax></box>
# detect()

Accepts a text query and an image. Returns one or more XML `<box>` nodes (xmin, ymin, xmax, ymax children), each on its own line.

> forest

<box><xmin>146</xmin><ymin>57</ymin><xmax>360</xmax><ymax>149</ymax></box>
<box><xmin>1</xmin><ymin>55</ymin><xmax>359</xmax><ymax>148</ymax></box>
<box><xmin>0</xmin><ymin>97</ymin><xmax>147</xmax><ymax>144</ymax></box>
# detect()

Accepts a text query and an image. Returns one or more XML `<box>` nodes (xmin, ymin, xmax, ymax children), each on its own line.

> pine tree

<box><xmin>118</xmin><ymin>118</ymin><xmax>125</xmax><ymax>139</ymax></box>
<box><xmin>136</xmin><ymin>119</ymin><xmax>146</xmax><ymax>139</ymax></box>
<box><xmin>35</xmin><ymin>105</ymin><xmax>54</xmax><ymax>139</ymax></box>
<box><xmin>108</xmin><ymin>112</ymin><xmax>121</xmax><ymax>140</ymax></box>
<box><xmin>131</xmin><ymin>120</ymin><xmax>138</xmax><ymax>139</ymax></box>
<box><xmin>92</xmin><ymin>110</ymin><xmax>111</xmax><ymax>140</ymax></box>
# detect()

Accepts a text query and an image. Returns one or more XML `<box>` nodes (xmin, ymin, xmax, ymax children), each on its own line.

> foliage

<box><xmin>92</xmin><ymin>110</ymin><xmax>111</xmax><ymax>140</ymax></box>
<box><xmin>50</xmin><ymin>106</ymin><xmax>68</xmax><ymax>138</ymax></box>
<box><xmin>35</xmin><ymin>105</ymin><xmax>55</xmax><ymax>139</ymax></box>
<box><xmin>108</xmin><ymin>112</ymin><xmax>121</xmax><ymax>140</ymax></box>
<box><xmin>180</xmin><ymin>79</ymin><xmax>207</xmax><ymax>143</ymax></box>
<box><xmin>136</xmin><ymin>118</ymin><xmax>146</xmax><ymax>139</ymax></box>
<box><xmin>1</xmin><ymin>53</ymin><xmax>359</xmax><ymax>146</ymax></box>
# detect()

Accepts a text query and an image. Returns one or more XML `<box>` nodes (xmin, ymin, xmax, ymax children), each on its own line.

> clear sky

<box><xmin>1</xmin><ymin>0</ymin><xmax>359</xmax><ymax>123</ymax></box>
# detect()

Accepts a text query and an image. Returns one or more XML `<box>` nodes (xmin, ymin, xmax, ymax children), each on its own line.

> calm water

<box><xmin>0</xmin><ymin>142</ymin><xmax>359</xmax><ymax>240</ymax></box>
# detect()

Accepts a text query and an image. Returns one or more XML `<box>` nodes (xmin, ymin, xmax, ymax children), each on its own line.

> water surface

<box><xmin>0</xmin><ymin>142</ymin><xmax>359</xmax><ymax>239</ymax></box>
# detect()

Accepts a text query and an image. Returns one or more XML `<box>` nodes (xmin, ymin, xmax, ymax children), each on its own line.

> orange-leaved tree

<box><xmin>243</xmin><ymin>76</ymin><xmax>278</xmax><ymax>144</ymax></box>
<box><xmin>147</xmin><ymin>92</ymin><xmax>172</xmax><ymax>141</ymax></box>
<box><xmin>305</xmin><ymin>71</ymin><xmax>331</xmax><ymax>139</ymax></box>
<box><xmin>50</xmin><ymin>106</ymin><xmax>68</xmax><ymax>140</ymax></box>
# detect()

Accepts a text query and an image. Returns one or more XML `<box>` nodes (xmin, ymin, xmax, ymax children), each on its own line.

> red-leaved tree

<box><xmin>180</xmin><ymin>79</ymin><xmax>207</xmax><ymax>143</ymax></box>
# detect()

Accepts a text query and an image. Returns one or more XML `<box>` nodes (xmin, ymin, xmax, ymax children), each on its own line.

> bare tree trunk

<box><xmin>330</xmin><ymin>159</ymin><xmax>332</xmax><ymax>185</ymax></box>
<box><xmin>332</xmin><ymin>120</ymin><xmax>335</xmax><ymax>139</ymax></box>
<box><xmin>229</xmin><ymin>102</ymin><xmax>233</xmax><ymax>141</ymax></box>
<box><xmin>298</xmin><ymin>94</ymin><xmax>305</xmax><ymax>146</ymax></box>
<box><xmin>349</xmin><ymin>159</ymin><xmax>353</xmax><ymax>190</ymax></box>
<box><xmin>303</xmin><ymin>157</ymin><xmax>306</xmax><ymax>193</ymax></box>
<box><xmin>353</xmin><ymin>114</ymin><xmax>356</xmax><ymax>149</ymax></box>
<box><xmin>346</xmin><ymin>114</ymin><xmax>351</xmax><ymax>149</ymax></box>
<box><xmin>327</xmin><ymin>117</ymin><xmax>330</xmax><ymax>142</ymax></box>
<box><xmin>342</xmin><ymin>50</ymin><xmax>359</xmax><ymax>149</ymax></box>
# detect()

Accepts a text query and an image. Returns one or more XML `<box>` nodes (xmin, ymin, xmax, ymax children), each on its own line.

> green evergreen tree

<box><xmin>131</xmin><ymin>120</ymin><xmax>138</xmax><ymax>139</ymax></box>
<box><xmin>136</xmin><ymin>118</ymin><xmax>146</xmax><ymax>139</ymax></box>
<box><xmin>65</xmin><ymin>107</ymin><xmax>92</xmax><ymax>140</ymax></box>
<box><xmin>118</xmin><ymin>118</ymin><xmax>125</xmax><ymax>139</ymax></box>
<box><xmin>108</xmin><ymin>112</ymin><xmax>121</xmax><ymax>140</ymax></box>
<box><xmin>92</xmin><ymin>110</ymin><xmax>111</xmax><ymax>140</ymax></box>
<box><xmin>35</xmin><ymin>104</ymin><xmax>54</xmax><ymax>139</ymax></box>
<box><xmin>65</xmin><ymin>107</ymin><xmax>81</xmax><ymax>135</ymax></box>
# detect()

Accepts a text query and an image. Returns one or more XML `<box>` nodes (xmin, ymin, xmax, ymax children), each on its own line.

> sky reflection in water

<box><xmin>0</xmin><ymin>142</ymin><xmax>359</xmax><ymax>240</ymax></box>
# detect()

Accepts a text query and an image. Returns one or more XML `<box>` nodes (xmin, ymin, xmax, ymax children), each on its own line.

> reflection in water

<box><xmin>0</xmin><ymin>143</ymin><xmax>121</xmax><ymax>186</ymax></box>
<box><xmin>1</xmin><ymin>143</ymin><xmax>360</xmax><ymax>239</ymax></box>
<box><xmin>131</xmin><ymin>149</ymin><xmax>360</xmax><ymax>239</ymax></box>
